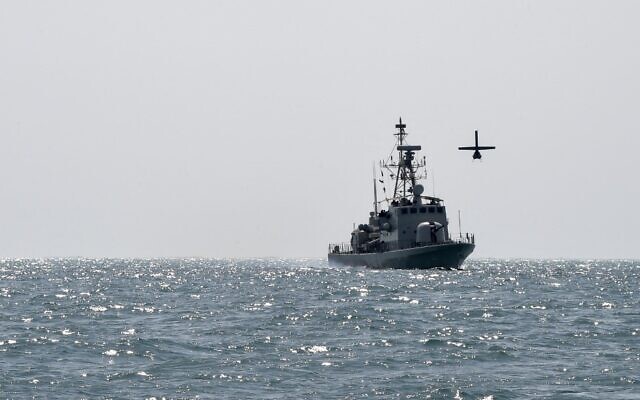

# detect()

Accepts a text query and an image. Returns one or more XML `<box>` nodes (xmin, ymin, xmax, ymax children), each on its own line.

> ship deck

<box><xmin>328</xmin><ymin>234</ymin><xmax>474</xmax><ymax>255</ymax></box>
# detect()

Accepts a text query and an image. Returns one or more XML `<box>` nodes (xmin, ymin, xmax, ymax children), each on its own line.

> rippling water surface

<box><xmin>0</xmin><ymin>259</ymin><xmax>638</xmax><ymax>399</ymax></box>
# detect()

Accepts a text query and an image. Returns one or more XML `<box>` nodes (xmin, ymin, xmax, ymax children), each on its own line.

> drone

<box><xmin>458</xmin><ymin>130</ymin><xmax>495</xmax><ymax>159</ymax></box>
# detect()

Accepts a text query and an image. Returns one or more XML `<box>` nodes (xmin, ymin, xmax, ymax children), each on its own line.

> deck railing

<box><xmin>328</xmin><ymin>233</ymin><xmax>474</xmax><ymax>255</ymax></box>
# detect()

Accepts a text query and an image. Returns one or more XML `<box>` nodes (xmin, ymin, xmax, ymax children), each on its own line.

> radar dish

<box><xmin>413</xmin><ymin>184</ymin><xmax>424</xmax><ymax>196</ymax></box>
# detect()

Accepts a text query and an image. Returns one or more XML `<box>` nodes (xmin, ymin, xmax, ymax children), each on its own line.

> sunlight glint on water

<box><xmin>0</xmin><ymin>259</ymin><xmax>638</xmax><ymax>398</ymax></box>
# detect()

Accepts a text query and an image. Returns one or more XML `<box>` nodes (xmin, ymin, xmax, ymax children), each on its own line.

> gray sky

<box><xmin>1</xmin><ymin>1</ymin><xmax>638</xmax><ymax>259</ymax></box>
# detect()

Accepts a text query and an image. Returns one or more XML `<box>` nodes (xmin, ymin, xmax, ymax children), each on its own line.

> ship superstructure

<box><xmin>328</xmin><ymin>119</ymin><xmax>474</xmax><ymax>269</ymax></box>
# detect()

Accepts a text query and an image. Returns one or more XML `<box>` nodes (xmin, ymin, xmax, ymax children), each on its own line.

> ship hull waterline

<box><xmin>327</xmin><ymin>242</ymin><xmax>474</xmax><ymax>269</ymax></box>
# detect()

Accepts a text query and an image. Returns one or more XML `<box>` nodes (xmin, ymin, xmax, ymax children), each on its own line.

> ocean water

<box><xmin>0</xmin><ymin>259</ymin><xmax>638</xmax><ymax>399</ymax></box>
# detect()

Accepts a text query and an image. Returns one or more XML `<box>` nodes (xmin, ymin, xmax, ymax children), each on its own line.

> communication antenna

<box><xmin>372</xmin><ymin>163</ymin><xmax>378</xmax><ymax>214</ymax></box>
<box><xmin>432</xmin><ymin>169</ymin><xmax>436</xmax><ymax>197</ymax></box>
<box><xmin>458</xmin><ymin>210</ymin><xmax>462</xmax><ymax>239</ymax></box>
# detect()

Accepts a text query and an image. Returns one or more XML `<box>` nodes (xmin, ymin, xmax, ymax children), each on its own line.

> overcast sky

<box><xmin>1</xmin><ymin>1</ymin><xmax>638</xmax><ymax>259</ymax></box>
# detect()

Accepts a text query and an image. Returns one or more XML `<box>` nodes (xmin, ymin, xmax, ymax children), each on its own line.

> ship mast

<box><xmin>394</xmin><ymin>119</ymin><xmax>406</xmax><ymax>198</ymax></box>
<box><xmin>382</xmin><ymin>118</ymin><xmax>427</xmax><ymax>202</ymax></box>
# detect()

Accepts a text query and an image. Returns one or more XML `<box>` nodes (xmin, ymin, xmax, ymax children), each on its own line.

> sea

<box><xmin>0</xmin><ymin>259</ymin><xmax>638</xmax><ymax>399</ymax></box>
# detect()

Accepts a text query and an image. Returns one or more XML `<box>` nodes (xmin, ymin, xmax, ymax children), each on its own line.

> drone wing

<box><xmin>476</xmin><ymin>146</ymin><xmax>496</xmax><ymax>150</ymax></box>
<box><xmin>458</xmin><ymin>146</ymin><xmax>476</xmax><ymax>150</ymax></box>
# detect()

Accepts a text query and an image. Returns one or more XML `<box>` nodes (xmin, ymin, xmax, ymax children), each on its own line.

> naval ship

<box><xmin>328</xmin><ymin>119</ymin><xmax>475</xmax><ymax>269</ymax></box>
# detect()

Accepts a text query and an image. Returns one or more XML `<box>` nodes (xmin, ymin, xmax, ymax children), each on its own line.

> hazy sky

<box><xmin>1</xmin><ymin>1</ymin><xmax>639</xmax><ymax>259</ymax></box>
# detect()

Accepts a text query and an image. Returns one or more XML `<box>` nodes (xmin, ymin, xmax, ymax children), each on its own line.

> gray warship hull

<box><xmin>328</xmin><ymin>242</ymin><xmax>474</xmax><ymax>269</ymax></box>
<box><xmin>328</xmin><ymin>119</ymin><xmax>482</xmax><ymax>270</ymax></box>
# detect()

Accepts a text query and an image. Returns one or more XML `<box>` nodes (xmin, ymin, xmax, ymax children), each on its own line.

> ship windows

<box><xmin>428</xmin><ymin>207</ymin><xmax>435</xmax><ymax>213</ymax></box>
<box><xmin>437</xmin><ymin>206</ymin><xmax>444</xmax><ymax>213</ymax></box>
<box><xmin>410</xmin><ymin>208</ymin><xmax>417</xmax><ymax>214</ymax></box>
<box><xmin>419</xmin><ymin>207</ymin><xmax>427</xmax><ymax>213</ymax></box>
<box><xmin>401</xmin><ymin>208</ymin><xmax>408</xmax><ymax>215</ymax></box>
